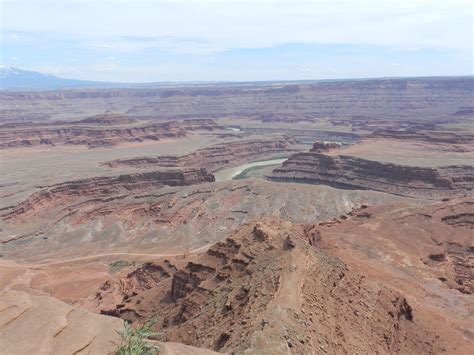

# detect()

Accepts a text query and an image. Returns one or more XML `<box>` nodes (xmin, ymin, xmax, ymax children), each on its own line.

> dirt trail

<box><xmin>0</xmin><ymin>243</ymin><xmax>214</xmax><ymax>269</ymax></box>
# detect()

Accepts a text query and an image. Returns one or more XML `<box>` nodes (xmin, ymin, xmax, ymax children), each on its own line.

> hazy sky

<box><xmin>1</xmin><ymin>0</ymin><xmax>473</xmax><ymax>82</ymax></box>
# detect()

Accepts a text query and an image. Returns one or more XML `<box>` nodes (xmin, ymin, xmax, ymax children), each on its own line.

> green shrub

<box><xmin>116</xmin><ymin>321</ymin><xmax>161</xmax><ymax>355</ymax></box>
<box><xmin>108</xmin><ymin>260</ymin><xmax>140</xmax><ymax>274</ymax></box>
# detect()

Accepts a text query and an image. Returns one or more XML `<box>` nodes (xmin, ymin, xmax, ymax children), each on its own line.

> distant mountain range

<box><xmin>0</xmin><ymin>66</ymin><xmax>146</xmax><ymax>90</ymax></box>
<box><xmin>0</xmin><ymin>67</ymin><xmax>245</xmax><ymax>91</ymax></box>
<box><xmin>2</xmin><ymin>66</ymin><xmax>473</xmax><ymax>91</ymax></box>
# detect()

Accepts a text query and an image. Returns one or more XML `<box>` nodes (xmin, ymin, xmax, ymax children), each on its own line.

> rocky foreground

<box><xmin>1</xmin><ymin>197</ymin><xmax>472</xmax><ymax>354</ymax></box>
<box><xmin>90</xmin><ymin>197</ymin><xmax>473</xmax><ymax>353</ymax></box>
<box><xmin>0</xmin><ymin>289</ymin><xmax>220</xmax><ymax>355</ymax></box>
<box><xmin>0</xmin><ymin>290</ymin><xmax>123</xmax><ymax>354</ymax></box>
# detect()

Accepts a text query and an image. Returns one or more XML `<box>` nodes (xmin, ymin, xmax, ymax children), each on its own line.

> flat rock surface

<box><xmin>0</xmin><ymin>290</ymin><xmax>123</xmax><ymax>355</ymax></box>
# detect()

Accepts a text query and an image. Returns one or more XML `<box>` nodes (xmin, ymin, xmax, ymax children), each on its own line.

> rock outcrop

<box><xmin>0</xmin><ymin>290</ymin><xmax>123</xmax><ymax>355</ymax></box>
<box><xmin>78</xmin><ymin>112</ymin><xmax>137</xmax><ymax>125</ymax></box>
<box><xmin>1</xmin><ymin>168</ymin><xmax>215</xmax><ymax>221</ymax></box>
<box><xmin>0</xmin><ymin>289</ymin><xmax>222</xmax><ymax>355</ymax></box>
<box><xmin>92</xmin><ymin>218</ymin><xmax>455</xmax><ymax>354</ymax></box>
<box><xmin>371</xmin><ymin>129</ymin><xmax>474</xmax><ymax>144</ymax></box>
<box><xmin>0</xmin><ymin>121</ymin><xmax>185</xmax><ymax>149</ymax></box>
<box><xmin>453</xmin><ymin>106</ymin><xmax>474</xmax><ymax>116</ymax></box>
<box><xmin>315</xmin><ymin>197</ymin><xmax>474</xmax><ymax>338</ymax></box>
<box><xmin>177</xmin><ymin>119</ymin><xmax>223</xmax><ymax>131</ymax></box>
<box><xmin>310</xmin><ymin>140</ymin><xmax>343</xmax><ymax>152</ymax></box>
<box><xmin>0</xmin><ymin>118</ymin><xmax>222</xmax><ymax>149</ymax></box>
<box><xmin>268</xmin><ymin>149</ymin><xmax>474</xmax><ymax>198</ymax></box>
<box><xmin>0</xmin><ymin>179</ymin><xmax>404</xmax><ymax>263</ymax></box>
<box><xmin>104</xmin><ymin>137</ymin><xmax>297</xmax><ymax>171</ymax></box>
<box><xmin>1</xmin><ymin>77</ymin><xmax>472</xmax><ymax>127</ymax></box>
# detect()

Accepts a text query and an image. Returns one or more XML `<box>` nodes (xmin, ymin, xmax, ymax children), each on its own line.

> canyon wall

<box><xmin>1</xmin><ymin>77</ymin><xmax>472</xmax><ymax>124</ymax></box>
<box><xmin>0</xmin><ymin>179</ymin><xmax>404</xmax><ymax>261</ymax></box>
<box><xmin>370</xmin><ymin>129</ymin><xmax>474</xmax><ymax>144</ymax></box>
<box><xmin>268</xmin><ymin>150</ymin><xmax>474</xmax><ymax>198</ymax></box>
<box><xmin>1</xmin><ymin>168</ymin><xmax>215</xmax><ymax>221</ymax></box>
<box><xmin>0</xmin><ymin>122</ymin><xmax>184</xmax><ymax>149</ymax></box>
<box><xmin>104</xmin><ymin>138</ymin><xmax>297</xmax><ymax>171</ymax></box>
<box><xmin>0</xmin><ymin>118</ymin><xmax>222</xmax><ymax>149</ymax></box>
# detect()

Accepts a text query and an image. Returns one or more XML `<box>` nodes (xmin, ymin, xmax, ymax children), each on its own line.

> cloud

<box><xmin>2</xmin><ymin>0</ymin><xmax>472</xmax><ymax>54</ymax></box>
<box><xmin>1</xmin><ymin>0</ymin><xmax>472</xmax><ymax>81</ymax></box>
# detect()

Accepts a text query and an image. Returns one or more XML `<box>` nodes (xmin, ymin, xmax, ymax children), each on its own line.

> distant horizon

<box><xmin>2</xmin><ymin>65</ymin><xmax>473</xmax><ymax>86</ymax></box>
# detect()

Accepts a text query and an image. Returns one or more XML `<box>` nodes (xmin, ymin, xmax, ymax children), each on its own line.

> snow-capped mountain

<box><xmin>0</xmin><ymin>66</ymin><xmax>222</xmax><ymax>91</ymax></box>
<box><xmin>0</xmin><ymin>67</ymin><xmax>127</xmax><ymax>90</ymax></box>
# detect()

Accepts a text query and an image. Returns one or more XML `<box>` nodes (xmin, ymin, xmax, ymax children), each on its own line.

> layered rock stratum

<box><xmin>268</xmin><ymin>143</ymin><xmax>474</xmax><ymax>198</ymax></box>
<box><xmin>1</xmin><ymin>77</ymin><xmax>472</xmax><ymax>125</ymax></box>
<box><xmin>1</xmin><ymin>168</ymin><xmax>215</xmax><ymax>222</ymax></box>
<box><xmin>1</xmin><ymin>76</ymin><xmax>473</xmax><ymax>354</ymax></box>
<box><xmin>0</xmin><ymin>179</ymin><xmax>405</xmax><ymax>262</ymax></box>
<box><xmin>91</xmin><ymin>206</ymin><xmax>473</xmax><ymax>353</ymax></box>
<box><xmin>371</xmin><ymin>129</ymin><xmax>474</xmax><ymax>144</ymax></box>
<box><xmin>103</xmin><ymin>137</ymin><xmax>297</xmax><ymax>171</ymax></box>
<box><xmin>0</xmin><ymin>117</ymin><xmax>222</xmax><ymax>149</ymax></box>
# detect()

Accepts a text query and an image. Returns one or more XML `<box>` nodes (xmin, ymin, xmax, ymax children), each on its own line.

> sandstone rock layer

<box><xmin>92</xmin><ymin>217</ymin><xmax>469</xmax><ymax>354</ymax></box>
<box><xmin>104</xmin><ymin>138</ymin><xmax>297</xmax><ymax>171</ymax></box>
<box><xmin>268</xmin><ymin>148</ymin><xmax>474</xmax><ymax>198</ymax></box>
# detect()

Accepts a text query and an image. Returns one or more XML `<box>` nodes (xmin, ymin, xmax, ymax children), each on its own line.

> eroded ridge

<box><xmin>103</xmin><ymin>137</ymin><xmax>297</xmax><ymax>171</ymax></box>
<box><xmin>0</xmin><ymin>116</ymin><xmax>223</xmax><ymax>149</ymax></box>
<box><xmin>269</xmin><ymin>142</ymin><xmax>474</xmax><ymax>198</ymax></box>
<box><xmin>92</xmin><ymin>218</ymin><xmax>459</xmax><ymax>354</ymax></box>
<box><xmin>1</xmin><ymin>168</ymin><xmax>215</xmax><ymax>222</ymax></box>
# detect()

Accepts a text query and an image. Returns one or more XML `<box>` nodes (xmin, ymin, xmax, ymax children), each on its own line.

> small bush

<box><xmin>109</xmin><ymin>260</ymin><xmax>139</xmax><ymax>274</ymax></box>
<box><xmin>116</xmin><ymin>321</ymin><xmax>161</xmax><ymax>355</ymax></box>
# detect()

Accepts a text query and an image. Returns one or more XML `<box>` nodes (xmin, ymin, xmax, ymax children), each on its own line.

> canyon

<box><xmin>92</xmin><ymin>218</ymin><xmax>453</xmax><ymax>353</ymax></box>
<box><xmin>1</xmin><ymin>168</ymin><xmax>215</xmax><ymax>222</ymax></box>
<box><xmin>0</xmin><ymin>178</ymin><xmax>404</xmax><ymax>262</ymax></box>
<box><xmin>103</xmin><ymin>137</ymin><xmax>298</xmax><ymax>172</ymax></box>
<box><xmin>0</xmin><ymin>77</ymin><xmax>473</xmax><ymax>354</ymax></box>
<box><xmin>268</xmin><ymin>142</ymin><xmax>474</xmax><ymax>198</ymax></box>
<box><xmin>1</xmin><ymin>77</ymin><xmax>472</xmax><ymax>126</ymax></box>
<box><xmin>0</xmin><ymin>116</ymin><xmax>223</xmax><ymax>149</ymax></box>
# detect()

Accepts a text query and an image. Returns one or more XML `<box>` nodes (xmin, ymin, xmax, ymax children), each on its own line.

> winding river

<box><xmin>214</xmin><ymin>158</ymin><xmax>287</xmax><ymax>182</ymax></box>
